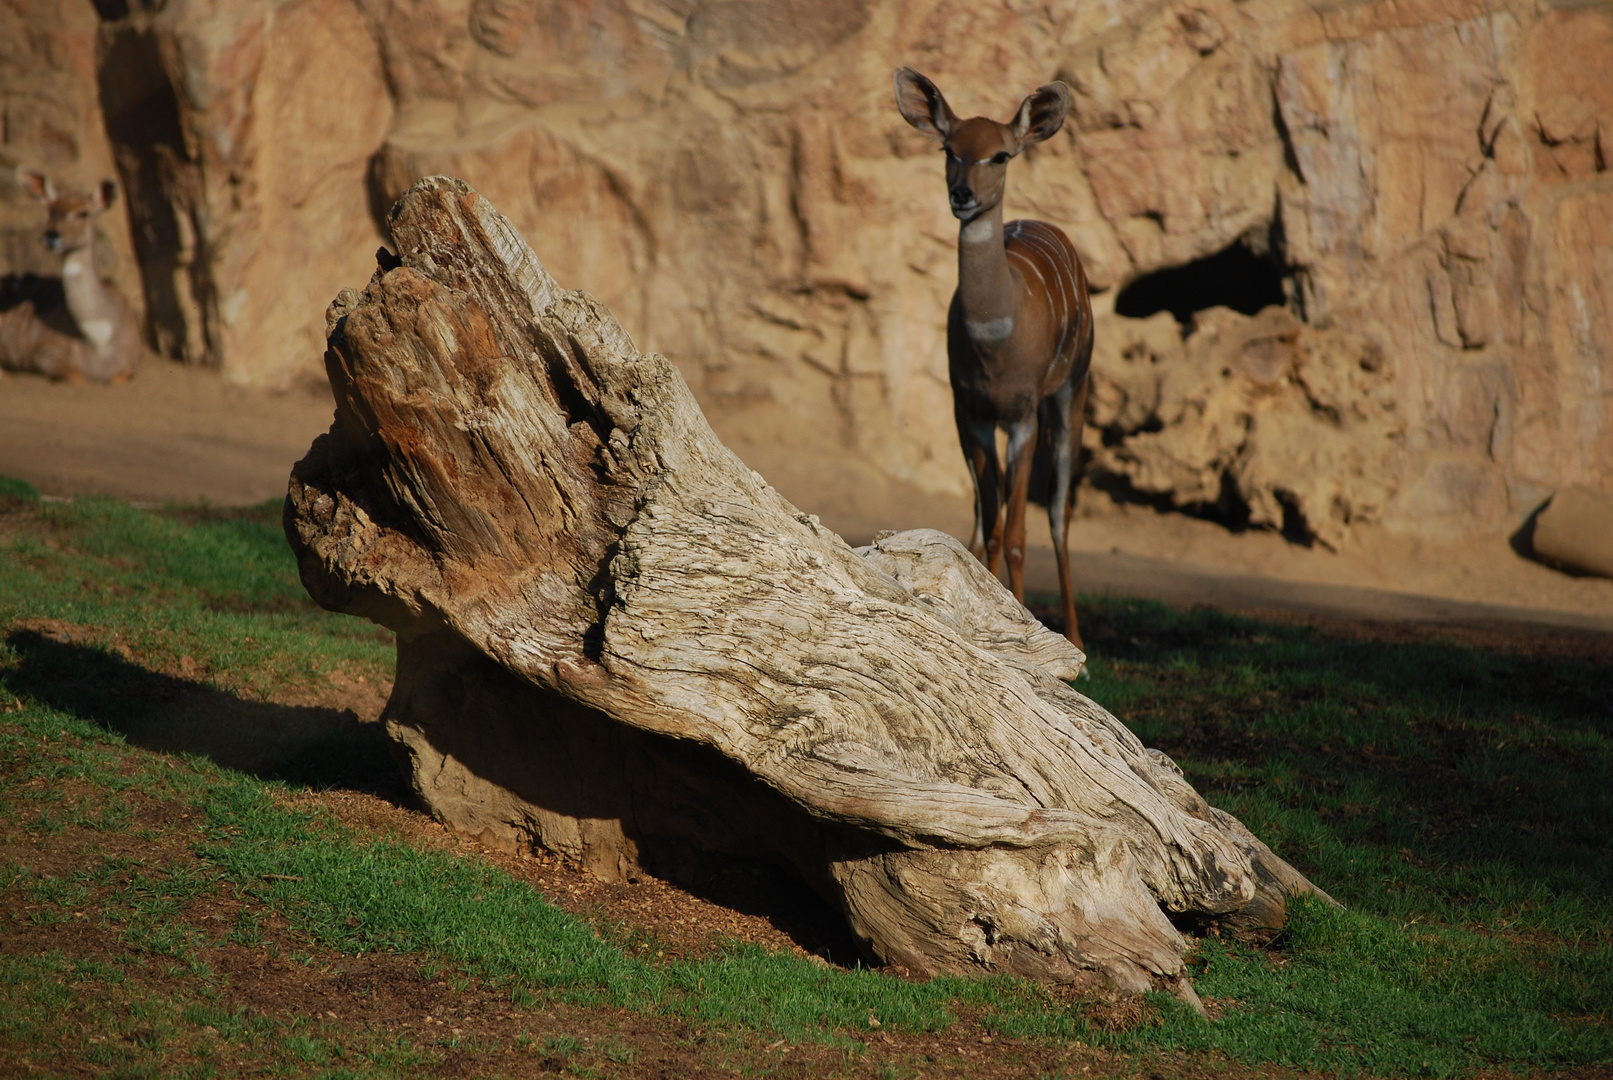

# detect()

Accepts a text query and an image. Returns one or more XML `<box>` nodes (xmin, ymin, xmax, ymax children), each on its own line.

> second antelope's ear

<box><xmin>1011</xmin><ymin>82</ymin><xmax>1071</xmax><ymax>150</ymax></box>
<box><xmin>17</xmin><ymin>168</ymin><xmax>53</xmax><ymax>204</ymax></box>
<box><xmin>94</xmin><ymin>179</ymin><xmax>119</xmax><ymax>212</ymax></box>
<box><xmin>894</xmin><ymin>67</ymin><xmax>958</xmax><ymax>140</ymax></box>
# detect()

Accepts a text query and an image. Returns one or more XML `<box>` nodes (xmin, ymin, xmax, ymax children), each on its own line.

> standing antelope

<box><xmin>0</xmin><ymin>169</ymin><xmax>140</xmax><ymax>383</ymax></box>
<box><xmin>894</xmin><ymin>68</ymin><xmax>1094</xmax><ymax>647</ymax></box>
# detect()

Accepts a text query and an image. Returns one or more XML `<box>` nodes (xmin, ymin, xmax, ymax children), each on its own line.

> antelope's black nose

<box><xmin>949</xmin><ymin>186</ymin><xmax>973</xmax><ymax>210</ymax></box>
<box><xmin>43</xmin><ymin>229</ymin><xmax>60</xmax><ymax>247</ymax></box>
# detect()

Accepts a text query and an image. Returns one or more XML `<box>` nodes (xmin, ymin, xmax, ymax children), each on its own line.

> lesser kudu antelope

<box><xmin>0</xmin><ymin>169</ymin><xmax>140</xmax><ymax>383</ymax></box>
<box><xmin>894</xmin><ymin>68</ymin><xmax>1095</xmax><ymax>648</ymax></box>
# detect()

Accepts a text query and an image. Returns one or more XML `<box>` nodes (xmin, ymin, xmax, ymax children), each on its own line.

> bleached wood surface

<box><xmin>285</xmin><ymin>176</ymin><xmax>1329</xmax><ymax>998</ymax></box>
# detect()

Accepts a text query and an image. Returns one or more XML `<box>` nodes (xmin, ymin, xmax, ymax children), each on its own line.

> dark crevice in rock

<box><xmin>1115</xmin><ymin>239</ymin><xmax>1288</xmax><ymax>332</ymax></box>
<box><xmin>1087</xmin><ymin>468</ymin><xmax>1256</xmax><ymax>536</ymax></box>
<box><xmin>97</xmin><ymin>22</ymin><xmax>212</xmax><ymax>365</ymax></box>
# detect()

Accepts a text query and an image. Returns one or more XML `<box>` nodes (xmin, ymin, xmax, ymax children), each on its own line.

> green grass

<box><xmin>0</xmin><ymin>493</ymin><xmax>390</xmax><ymax>690</ymax></box>
<box><xmin>1053</xmin><ymin>599</ymin><xmax>1612</xmax><ymax>1073</ymax></box>
<box><xmin>1</xmin><ymin>483</ymin><xmax>1610</xmax><ymax>1076</ymax></box>
<box><xmin>1078</xmin><ymin>601</ymin><xmax>1611</xmax><ymax>935</ymax></box>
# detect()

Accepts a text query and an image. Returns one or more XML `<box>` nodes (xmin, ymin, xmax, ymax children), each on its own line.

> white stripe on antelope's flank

<box><xmin>966</xmin><ymin>315</ymin><xmax>1014</xmax><ymax>342</ymax></box>
<box><xmin>1012</xmin><ymin>252</ymin><xmax>1050</xmax><ymax>309</ymax></box>
<box><xmin>1007</xmin><ymin>220</ymin><xmax>1079</xmax><ymax>364</ymax></box>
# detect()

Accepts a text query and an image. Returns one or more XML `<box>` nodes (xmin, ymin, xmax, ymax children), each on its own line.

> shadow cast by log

<box><xmin>4</xmin><ymin>629</ymin><xmax>402</xmax><ymax>798</ymax></box>
<box><xmin>384</xmin><ymin>630</ymin><xmax>870</xmax><ymax>963</ymax></box>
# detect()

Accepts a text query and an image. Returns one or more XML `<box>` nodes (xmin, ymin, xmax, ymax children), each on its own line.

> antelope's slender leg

<box><xmin>1001</xmin><ymin>414</ymin><xmax>1038</xmax><ymax>602</ymax></box>
<box><xmin>958</xmin><ymin>409</ymin><xmax>1001</xmax><ymax>569</ymax></box>
<box><xmin>1047</xmin><ymin>374</ymin><xmax>1088</xmax><ymax>647</ymax></box>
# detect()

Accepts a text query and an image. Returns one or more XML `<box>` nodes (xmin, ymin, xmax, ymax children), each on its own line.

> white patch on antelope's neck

<box><xmin>961</xmin><ymin>218</ymin><xmax>996</xmax><ymax>245</ymax></box>
<box><xmin>62</xmin><ymin>260</ymin><xmax>83</xmax><ymax>277</ymax></box>
<box><xmin>966</xmin><ymin>315</ymin><xmax>1014</xmax><ymax>342</ymax></box>
<box><xmin>80</xmin><ymin>318</ymin><xmax>114</xmax><ymax>349</ymax></box>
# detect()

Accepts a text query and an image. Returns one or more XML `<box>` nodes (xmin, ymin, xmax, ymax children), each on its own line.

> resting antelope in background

<box><xmin>894</xmin><ymin>68</ymin><xmax>1095</xmax><ymax>648</ymax></box>
<box><xmin>0</xmin><ymin>169</ymin><xmax>140</xmax><ymax>383</ymax></box>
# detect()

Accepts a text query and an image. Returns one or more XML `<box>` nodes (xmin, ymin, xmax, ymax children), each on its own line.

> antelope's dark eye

<box><xmin>991</xmin><ymin>151</ymin><xmax>1011</xmax><ymax>165</ymax></box>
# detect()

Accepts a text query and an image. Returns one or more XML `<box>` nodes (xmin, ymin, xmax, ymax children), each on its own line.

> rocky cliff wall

<box><xmin>2</xmin><ymin>0</ymin><xmax>1609</xmax><ymax>544</ymax></box>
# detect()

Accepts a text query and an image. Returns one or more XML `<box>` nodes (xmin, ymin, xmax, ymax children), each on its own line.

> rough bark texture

<box><xmin>286</xmin><ymin>176</ymin><xmax>1329</xmax><ymax>996</ymax></box>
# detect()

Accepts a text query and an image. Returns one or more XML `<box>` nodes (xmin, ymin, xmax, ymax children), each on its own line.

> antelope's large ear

<box><xmin>94</xmin><ymin>179</ymin><xmax>119</xmax><ymax>212</ymax></box>
<box><xmin>17</xmin><ymin>168</ymin><xmax>53</xmax><ymax>204</ymax></box>
<box><xmin>894</xmin><ymin>67</ymin><xmax>958</xmax><ymax>140</ymax></box>
<box><xmin>1011</xmin><ymin>81</ymin><xmax>1071</xmax><ymax>150</ymax></box>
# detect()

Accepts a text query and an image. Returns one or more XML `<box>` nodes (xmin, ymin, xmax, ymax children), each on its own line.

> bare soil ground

<box><xmin>3</xmin><ymin>362</ymin><xmax>1609</xmax><ymax>637</ymax></box>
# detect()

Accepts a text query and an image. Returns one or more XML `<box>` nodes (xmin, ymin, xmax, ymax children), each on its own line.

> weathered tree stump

<box><xmin>285</xmin><ymin>176</ymin><xmax>1330</xmax><ymax>1001</ymax></box>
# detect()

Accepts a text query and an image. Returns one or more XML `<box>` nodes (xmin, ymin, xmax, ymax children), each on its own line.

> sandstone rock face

<box><xmin>1088</xmin><ymin>306</ymin><xmax>1400</xmax><ymax>549</ymax></box>
<box><xmin>1532</xmin><ymin>484</ymin><xmax>1613</xmax><ymax>579</ymax></box>
<box><xmin>96</xmin><ymin>0</ymin><xmax>393</xmax><ymax>384</ymax></box>
<box><xmin>5</xmin><ymin>0</ymin><xmax>1611</xmax><ymax>542</ymax></box>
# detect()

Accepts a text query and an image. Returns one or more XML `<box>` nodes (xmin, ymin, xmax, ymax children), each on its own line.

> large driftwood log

<box><xmin>285</xmin><ymin>176</ymin><xmax>1330</xmax><ymax>1000</ymax></box>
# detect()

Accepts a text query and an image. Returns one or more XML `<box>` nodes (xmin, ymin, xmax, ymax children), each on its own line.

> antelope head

<box><xmin>18</xmin><ymin>169</ymin><xmax>119</xmax><ymax>256</ymax></box>
<box><xmin>893</xmin><ymin>67</ymin><xmax>1071</xmax><ymax>222</ymax></box>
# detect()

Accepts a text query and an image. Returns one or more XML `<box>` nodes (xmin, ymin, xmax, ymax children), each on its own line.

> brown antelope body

<box><xmin>0</xmin><ymin>169</ymin><xmax>140</xmax><ymax>383</ymax></box>
<box><xmin>895</xmin><ymin>68</ymin><xmax>1094</xmax><ymax>647</ymax></box>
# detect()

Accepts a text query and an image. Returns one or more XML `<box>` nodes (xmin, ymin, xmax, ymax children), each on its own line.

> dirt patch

<box><xmin>0</xmin><ymin>361</ymin><xmax>335</xmax><ymax>508</ymax></box>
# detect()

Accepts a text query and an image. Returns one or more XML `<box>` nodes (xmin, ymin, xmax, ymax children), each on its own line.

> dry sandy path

<box><xmin>0</xmin><ymin>362</ymin><xmax>334</xmax><ymax>507</ymax></box>
<box><xmin>3</xmin><ymin>362</ymin><xmax>1610</xmax><ymax>638</ymax></box>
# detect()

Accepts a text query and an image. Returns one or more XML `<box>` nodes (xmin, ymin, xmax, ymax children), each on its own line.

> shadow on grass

<box><xmin>4</xmin><ymin>629</ymin><xmax>407</xmax><ymax>801</ymax></box>
<box><xmin>1062</xmin><ymin>595</ymin><xmax>1613</xmax><ymax>923</ymax></box>
<box><xmin>4</xmin><ymin>628</ymin><xmax>868</xmax><ymax>962</ymax></box>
